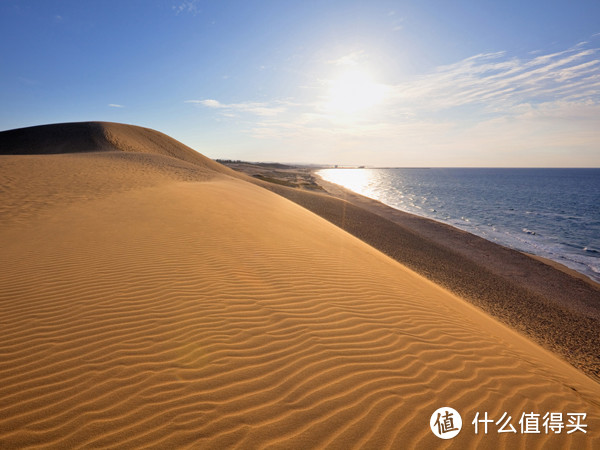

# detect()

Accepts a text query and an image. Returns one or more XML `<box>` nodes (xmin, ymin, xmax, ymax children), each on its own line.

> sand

<box><xmin>228</xmin><ymin>164</ymin><xmax>600</xmax><ymax>379</ymax></box>
<box><xmin>1</xmin><ymin>122</ymin><xmax>599</xmax><ymax>448</ymax></box>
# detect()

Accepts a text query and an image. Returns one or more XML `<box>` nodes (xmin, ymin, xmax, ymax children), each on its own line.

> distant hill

<box><xmin>0</xmin><ymin>121</ymin><xmax>232</xmax><ymax>176</ymax></box>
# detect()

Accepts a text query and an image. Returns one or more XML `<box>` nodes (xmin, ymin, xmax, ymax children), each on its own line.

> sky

<box><xmin>1</xmin><ymin>0</ymin><xmax>599</xmax><ymax>167</ymax></box>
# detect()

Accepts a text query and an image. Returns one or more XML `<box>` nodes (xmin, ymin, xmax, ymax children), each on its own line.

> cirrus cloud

<box><xmin>185</xmin><ymin>99</ymin><xmax>287</xmax><ymax>117</ymax></box>
<box><xmin>190</xmin><ymin>41</ymin><xmax>600</xmax><ymax>166</ymax></box>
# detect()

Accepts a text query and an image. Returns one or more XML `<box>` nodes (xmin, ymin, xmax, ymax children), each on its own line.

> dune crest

<box><xmin>0</xmin><ymin>121</ymin><xmax>233</xmax><ymax>175</ymax></box>
<box><xmin>0</xmin><ymin>122</ymin><xmax>240</xmax><ymax>226</ymax></box>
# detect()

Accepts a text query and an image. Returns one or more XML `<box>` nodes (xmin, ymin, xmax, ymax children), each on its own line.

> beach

<box><xmin>1</xmin><ymin>122</ymin><xmax>599</xmax><ymax>448</ymax></box>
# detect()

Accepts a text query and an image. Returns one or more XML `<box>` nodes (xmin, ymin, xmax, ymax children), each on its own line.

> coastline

<box><xmin>316</xmin><ymin>167</ymin><xmax>600</xmax><ymax>286</ymax></box>
<box><xmin>224</xmin><ymin>162</ymin><xmax>600</xmax><ymax>380</ymax></box>
<box><xmin>525</xmin><ymin>252</ymin><xmax>600</xmax><ymax>289</ymax></box>
<box><xmin>315</xmin><ymin>172</ymin><xmax>600</xmax><ymax>290</ymax></box>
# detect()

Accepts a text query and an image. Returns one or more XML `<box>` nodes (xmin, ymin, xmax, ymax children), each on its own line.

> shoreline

<box><xmin>223</xmin><ymin>161</ymin><xmax>600</xmax><ymax>380</ymax></box>
<box><xmin>315</xmin><ymin>168</ymin><xmax>600</xmax><ymax>287</ymax></box>
<box><xmin>525</xmin><ymin>252</ymin><xmax>600</xmax><ymax>289</ymax></box>
<box><xmin>315</xmin><ymin>172</ymin><xmax>600</xmax><ymax>289</ymax></box>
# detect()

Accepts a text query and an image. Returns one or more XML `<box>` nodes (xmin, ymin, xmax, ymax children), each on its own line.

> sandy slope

<box><xmin>1</xmin><ymin>124</ymin><xmax>599</xmax><ymax>448</ymax></box>
<box><xmin>255</xmin><ymin>176</ymin><xmax>600</xmax><ymax>379</ymax></box>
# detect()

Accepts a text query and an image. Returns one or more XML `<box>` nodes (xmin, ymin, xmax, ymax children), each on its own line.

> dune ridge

<box><xmin>1</xmin><ymin>123</ymin><xmax>599</xmax><ymax>448</ymax></box>
<box><xmin>0</xmin><ymin>121</ymin><xmax>234</xmax><ymax>176</ymax></box>
<box><xmin>0</xmin><ymin>122</ymin><xmax>240</xmax><ymax>226</ymax></box>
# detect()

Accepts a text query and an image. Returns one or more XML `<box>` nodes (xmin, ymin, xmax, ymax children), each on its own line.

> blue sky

<box><xmin>1</xmin><ymin>0</ymin><xmax>599</xmax><ymax>166</ymax></box>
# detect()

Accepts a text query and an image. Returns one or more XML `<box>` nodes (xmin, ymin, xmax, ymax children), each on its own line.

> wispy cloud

<box><xmin>173</xmin><ymin>0</ymin><xmax>201</xmax><ymax>15</ymax></box>
<box><xmin>186</xmin><ymin>99</ymin><xmax>286</xmax><ymax>117</ymax></box>
<box><xmin>392</xmin><ymin>45</ymin><xmax>599</xmax><ymax>113</ymax></box>
<box><xmin>193</xmin><ymin>42</ymin><xmax>600</xmax><ymax>165</ymax></box>
<box><xmin>192</xmin><ymin>99</ymin><xmax>220</xmax><ymax>108</ymax></box>
<box><xmin>328</xmin><ymin>51</ymin><xmax>365</xmax><ymax>67</ymax></box>
<box><xmin>17</xmin><ymin>76</ymin><xmax>38</xmax><ymax>85</ymax></box>
<box><xmin>108</xmin><ymin>104</ymin><xmax>124</xmax><ymax>108</ymax></box>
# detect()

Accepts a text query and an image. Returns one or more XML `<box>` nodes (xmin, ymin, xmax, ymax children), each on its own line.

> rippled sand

<box><xmin>1</xmin><ymin>123</ymin><xmax>599</xmax><ymax>448</ymax></box>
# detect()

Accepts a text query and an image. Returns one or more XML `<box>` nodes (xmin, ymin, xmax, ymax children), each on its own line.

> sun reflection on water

<box><xmin>317</xmin><ymin>168</ymin><xmax>376</xmax><ymax>197</ymax></box>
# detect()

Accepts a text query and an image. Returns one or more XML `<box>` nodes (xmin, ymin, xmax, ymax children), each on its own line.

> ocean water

<box><xmin>317</xmin><ymin>168</ymin><xmax>600</xmax><ymax>283</ymax></box>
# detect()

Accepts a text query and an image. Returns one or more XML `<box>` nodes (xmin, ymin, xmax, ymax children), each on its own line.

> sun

<box><xmin>325</xmin><ymin>68</ymin><xmax>387</xmax><ymax>115</ymax></box>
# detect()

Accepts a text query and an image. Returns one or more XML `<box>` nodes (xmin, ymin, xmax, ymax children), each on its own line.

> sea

<box><xmin>317</xmin><ymin>168</ymin><xmax>600</xmax><ymax>284</ymax></box>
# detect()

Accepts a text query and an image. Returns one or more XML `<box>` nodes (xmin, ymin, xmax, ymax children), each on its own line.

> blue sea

<box><xmin>317</xmin><ymin>168</ymin><xmax>600</xmax><ymax>283</ymax></box>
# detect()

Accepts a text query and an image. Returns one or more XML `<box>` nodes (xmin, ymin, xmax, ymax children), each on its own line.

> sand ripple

<box><xmin>1</xmin><ymin>173</ymin><xmax>599</xmax><ymax>448</ymax></box>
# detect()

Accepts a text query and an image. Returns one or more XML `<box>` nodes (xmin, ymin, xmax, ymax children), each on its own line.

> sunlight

<box><xmin>318</xmin><ymin>168</ymin><xmax>375</xmax><ymax>196</ymax></box>
<box><xmin>325</xmin><ymin>68</ymin><xmax>387</xmax><ymax>116</ymax></box>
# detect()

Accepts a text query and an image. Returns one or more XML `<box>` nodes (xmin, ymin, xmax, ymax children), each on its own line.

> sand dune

<box><xmin>1</xmin><ymin>123</ymin><xmax>599</xmax><ymax>448</ymax></box>
<box><xmin>0</xmin><ymin>122</ymin><xmax>234</xmax><ymax>174</ymax></box>
<box><xmin>252</xmin><ymin>176</ymin><xmax>600</xmax><ymax>379</ymax></box>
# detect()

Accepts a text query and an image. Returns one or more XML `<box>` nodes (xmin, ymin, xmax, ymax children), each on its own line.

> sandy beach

<box><xmin>1</xmin><ymin>122</ymin><xmax>599</xmax><ymax>448</ymax></box>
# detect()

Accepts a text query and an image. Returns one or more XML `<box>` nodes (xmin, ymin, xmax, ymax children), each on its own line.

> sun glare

<box><xmin>318</xmin><ymin>168</ymin><xmax>375</xmax><ymax>196</ymax></box>
<box><xmin>325</xmin><ymin>68</ymin><xmax>387</xmax><ymax>116</ymax></box>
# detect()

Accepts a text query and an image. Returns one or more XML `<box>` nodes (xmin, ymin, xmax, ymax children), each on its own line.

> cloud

<box><xmin>391</xmin><ymin>45</ymin><xmax>600</xmax><ymax>113</ymax></box>
<box><xmin>108</xmin><ymin>104</ymin><xmax>124</xmax><ymax>108</ymax></box>
<box><xmin>193</xmin><ymin>42</ymin><xmax>600</xmax><ymax>166</ymax></box>
<box><xmin>328</xmin><ymin>51</ymin><xmax>365</xmax><ymax>66</ymax></box>
<box><xmin>173</xmin><ymin>0</ymin><xmax>201</xmax><ymax>15</ymax></box>
<box><xmin>186</xmin><ymin>99</ymin><xmax>286</xmax><ymax>117</ymax></box>
<box><xmin>192</xmin><ymin>99</ymin><xmax>221</xmax><ymax>108</ymax></box>
<box><xmin>17</xmin><ymin>76</ymin><xmax>38</xmax><ymax>85</ymax></box>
